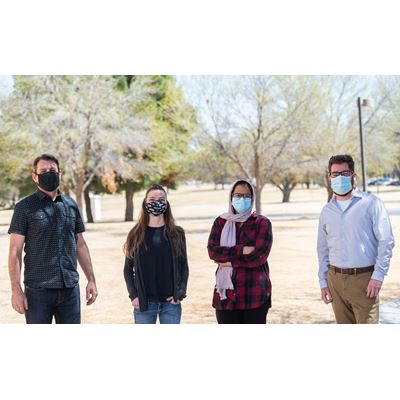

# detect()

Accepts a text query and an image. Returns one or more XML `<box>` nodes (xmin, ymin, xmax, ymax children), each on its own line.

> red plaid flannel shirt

<box><xmin>207</xmin><ymin>212</ymin><xmax>273</xmax><ymax>310</ymax></box>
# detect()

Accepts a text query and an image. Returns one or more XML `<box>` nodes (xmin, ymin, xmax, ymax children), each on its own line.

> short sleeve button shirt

<box><xmin>8</xmin><ymin>190</ymin><xmax>85</xmax><ymax>289</ymax></box>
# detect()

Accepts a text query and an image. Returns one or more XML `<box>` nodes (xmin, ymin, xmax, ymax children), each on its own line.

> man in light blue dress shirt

<box><xmin>317</xmin><ymin>154</ymin><xmax>395</xmax><ymax>323</ymax></box>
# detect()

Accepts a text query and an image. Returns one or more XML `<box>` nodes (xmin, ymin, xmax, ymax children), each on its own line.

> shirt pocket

<box><xmin>238</xmin><ymin>223</ymin><xmax>257</xmax><ymax>246</ymax></box>
<box><xmin>63</xmin><ymin>210</ymin><xmax>77</xmax><ymax>231</ymax></box>
<box><xmin>238</xmin><ymin>232</ymin><xmax>256</xmax><ymax>246</ymax></box>
<box><xmin>29</xmin><ymin>210</ymin><xmax>51</xmax><ymax>231</ymax></box>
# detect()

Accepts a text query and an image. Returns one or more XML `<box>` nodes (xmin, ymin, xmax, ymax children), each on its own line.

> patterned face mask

<box><xmin>145</xmin><ymin>200</ymin><xmax>168</xmax><ymax>216</ymax></box>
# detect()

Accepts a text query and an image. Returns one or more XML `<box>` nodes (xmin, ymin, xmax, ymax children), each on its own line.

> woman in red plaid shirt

<box><xmin>207</xmin><ymin>179</ymin><xmax>273</xmax><ymax>324</ymax></box>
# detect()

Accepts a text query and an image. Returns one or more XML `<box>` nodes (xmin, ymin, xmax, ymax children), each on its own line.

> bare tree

<box><xmin>372</xmin><ymin>76</ymin><xmax>400</xmax><ymax>178</ymax></box>
<box><xmin>301</xmin><ymin>75</ymin><xmax>399</xmax><ymax>201</ymax></box>
<box><xmin>188</xmin><ymin>76</ymin><xmax>321</xmax><ymax>211</ymax></box>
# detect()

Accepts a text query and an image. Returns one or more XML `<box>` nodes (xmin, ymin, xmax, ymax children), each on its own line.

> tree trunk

<box><xmin>75</xmin><ymin>175</ymin><xmax>84</xmax><ymax>216</ymax></box>
<box><xmin>254</xmin><ymin>149</ymin><xmax>262</xmax><ymax>214</ymax></box>
<box><xmin>125</xmin><ymin>188</ymin><xmax>134</xmax><ymax>222</ymax></box>
<box><xmin>281</xmin><ymin>183</ymin><xmax>296</xmax><ymax>203</ymax></box>
<box><xmin>84</xmin><ymin>188</ymin><xmax>94</xmax><ymax>223</ymax></box>
<box><xmin>63</xmin><ymin>185</ymin><xmax>71</xmax><ymax>196</ymax></box>
<box><xmin>324</xmin><ymin>171</ymin><xmax>333</xmax><ymax>202</ymax></box>
<box><xmin>272</xmin><ymin>179</ymin><xmax>297</xmax><ymax>203</ymax></box>
<box><xmin>254</xmin><ymin>184</ymin><xmax>262</xmax><ymax>214</ymax></box>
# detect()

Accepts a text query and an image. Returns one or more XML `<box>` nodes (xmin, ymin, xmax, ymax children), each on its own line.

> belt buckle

<box><xmin>353</xmin><ymin>268</ymin><xmax>357</xmax><ymax>276</ymax></box>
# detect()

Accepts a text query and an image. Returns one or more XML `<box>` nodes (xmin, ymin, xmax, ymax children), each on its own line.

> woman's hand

<box><xmin>132</xmin><ymin>297</ymin><xmax>140</xmax><ymax>309</ymax></box>
<box><xmin>166</xmin><ymin>296</ymin><xmax>181</xmax><ymax>304</ymax></box>
<box><xmin>243</xmin><ymin>246</ymin><xmax>255</xmax><ymax>255</ymax></box>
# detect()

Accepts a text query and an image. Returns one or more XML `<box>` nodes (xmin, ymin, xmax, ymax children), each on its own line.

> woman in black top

<box><xmin>123</xmin><ymin>184</ymin><xmax>189</xmax><ymax>324</ymax></box>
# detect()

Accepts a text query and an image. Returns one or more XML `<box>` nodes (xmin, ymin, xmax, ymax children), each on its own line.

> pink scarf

<box><xmin>216</xmin><ymin>180</ymin><xmax>255</xmax><ymax>300</ymax></box>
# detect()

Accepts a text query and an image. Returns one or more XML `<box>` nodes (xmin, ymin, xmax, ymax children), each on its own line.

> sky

<box><xmin>0</xmin><ymin>75</ymin><xmax>14</xmax><ymax>97</ymax></box>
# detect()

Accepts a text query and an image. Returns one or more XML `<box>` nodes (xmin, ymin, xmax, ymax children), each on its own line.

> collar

<box><xmin>352</xmin><ymin>188</ymin><xmax>363</xmax><ymax>198</ymax></box>
<box><xmin>35</xmin><ymin>189</ymin><xmax>62</xmax><ymax>201</ymax></box>
<box><xmin>329</xmin><ymin>188</ymin><xmax>364</xmax><ymax>212</ymax></box>
<box><xmin>330</xmin><ymin>187</ymin><xmax>363</xmax><ymax>204</ymax></box>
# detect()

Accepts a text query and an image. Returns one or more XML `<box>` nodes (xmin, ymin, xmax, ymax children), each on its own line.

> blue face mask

<box><xmin>232</xmin><ymin>197</ymin><xmax>252</xmax><ymax>214</ymax></box>
<box><xmin>331</xmin><ymin>175</ymin><xmax>353</xmax><ymax>196</ymax></box>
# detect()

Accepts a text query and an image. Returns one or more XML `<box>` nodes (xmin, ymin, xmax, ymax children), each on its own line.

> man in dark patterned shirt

<box><xmin>8</xmin><ymin>153</ymin><xmax>98</xmax><ymax>324</ymax></box>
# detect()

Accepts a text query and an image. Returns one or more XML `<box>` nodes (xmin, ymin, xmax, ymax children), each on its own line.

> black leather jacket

<box><xmin>123</xmin><ymin>227</ymin><xmax>189</xmax><ymax>312</ymax></box>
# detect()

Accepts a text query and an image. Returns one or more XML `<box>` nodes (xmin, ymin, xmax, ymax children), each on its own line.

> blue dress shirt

<box><xmin>317</xmin><ymin>189</ymin><xmax>395</xmax><ymax>289</ymax></box>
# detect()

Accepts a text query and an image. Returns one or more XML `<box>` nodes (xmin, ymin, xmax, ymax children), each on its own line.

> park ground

<box><xmin>0</xmin><ymin>184</ymin><xmax>399</xmax><ymax>324</ymax></box>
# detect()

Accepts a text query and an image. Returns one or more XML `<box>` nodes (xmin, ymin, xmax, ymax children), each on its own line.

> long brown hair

<box><xmin>123</xmin><ymin>184</ymin><xmax>184</xmax><ymax>258</ymax></box>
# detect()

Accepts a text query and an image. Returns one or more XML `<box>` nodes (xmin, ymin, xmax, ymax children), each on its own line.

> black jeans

<box><xmin>25</xmin><ymin>285</ymin><xmax>81</xmax><ymax>324</ymax></box>
<box><xmin>216</xmin><ymin>303</ymin><xmax>269</xmax><ymax>324</ymax></box>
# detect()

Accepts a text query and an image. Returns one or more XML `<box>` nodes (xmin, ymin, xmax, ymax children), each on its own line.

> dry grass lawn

<box><xmin>1</xmin><ymin>184</ymin><xmax>399</xmax><ymax>324</ymax></box>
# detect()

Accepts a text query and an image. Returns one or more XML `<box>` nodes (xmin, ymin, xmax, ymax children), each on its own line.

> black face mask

<box><xmin>37</xmin><ymin>171</ymin><xmax>60</xmax><ymax>192</ymax></box>
<box><xmin>145</xmin><ymin>200</ymin><xmax>168</xmax><ymax>216</ymax></box>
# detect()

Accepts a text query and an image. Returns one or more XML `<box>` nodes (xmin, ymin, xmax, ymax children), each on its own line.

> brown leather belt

<box><xmin>330</xmin><ymin>265</ymin><xmax>374</xmax><ymax>275</ymax></box>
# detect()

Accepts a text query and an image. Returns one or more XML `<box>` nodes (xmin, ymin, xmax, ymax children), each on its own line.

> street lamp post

<box><xmin>357</xmin><ymin>97</ymin><xmax>373</xmax><ymax>192</ymax></box>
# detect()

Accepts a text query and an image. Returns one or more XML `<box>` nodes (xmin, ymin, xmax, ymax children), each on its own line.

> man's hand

<box><xmin>9</xmin><ymin>233</ymin><xmax>26</xmax><ymax>314</ymax></box>
<box><xmin>11</xmin><ymin>287</ymin><xmax>28</xmax><ymax>314</ymax></box>
<box><xmin>366</xmin><ymin>279</ymin><xmax>382</xmax><ymax>298</ymax></box>
<box><xmin>132</xmin><ymin>297</ymin><xmax>140</xmax><ymax>309</ymax></box>
<box><xmin>243</xmin><ymin>246</ymin><xmax>255</xmax><ymax>255</ymax></box>
<box><xmin>166</xmin><ymin>296</ymin><xmax>181</xmax><ymax>305</ymax></box>
<box><xmin>76</xmin><ymin>233</ymin><xmax>97</xmax><ymax>306</ymax></box>
<box><xmin>321</xmin><ymin>287</ymin><xmax>333</xmax><ymax>304</ymax></box>
<box><xmin>86</xmin><ymin>281</ymin><xmax>98</xmax><ymax>306</ymax></box>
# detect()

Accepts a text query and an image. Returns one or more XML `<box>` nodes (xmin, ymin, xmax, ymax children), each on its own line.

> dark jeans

<box><xmin>25</xmin><ymin>285</ymin><xmax>81</xmax><ymax>324</ymax></box>
<box><xmin>216</xmin><ymin>303</ymin><xmax>269</xmax><ymax>324</ymax></box>
<box><xmin>134</xmin><ymin>301</ymin><xmax>182</xmax><ymax>324</ymax></box>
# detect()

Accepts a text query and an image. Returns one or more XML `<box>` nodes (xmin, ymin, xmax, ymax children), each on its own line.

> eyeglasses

<box><xmin>330</xmin><ymin>170</ymin><xmax>353</xmax><ymax>178</ymax></box>
<box><xmin>232</xmin><ymin>193</ymin><xmax>252</xmax><ymax>199</ymax></box>
<box><xmin>35</xmin><ymin>169</ymin><xmax>59</xmax><ymax>174</ymax></box>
